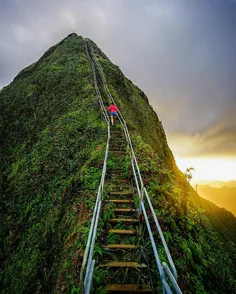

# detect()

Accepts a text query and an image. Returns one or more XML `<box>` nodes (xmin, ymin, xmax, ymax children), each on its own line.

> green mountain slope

<box><xmin>0</xmin><ymin>33</ymin><xmax>236</xmax><ymax>294</ymax></box>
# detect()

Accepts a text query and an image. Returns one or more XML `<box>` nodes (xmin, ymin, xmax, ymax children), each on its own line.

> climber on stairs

<box><xmin>107</xmin><ymin>103</ymin><xmax>119</xmax><ymax>126</ymax></box>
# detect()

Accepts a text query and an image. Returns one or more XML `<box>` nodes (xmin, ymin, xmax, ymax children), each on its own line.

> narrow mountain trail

<box><xmin>80</xmin><ymin>38</ymin><xmax>182</xmax><ymax>294</ymax></box>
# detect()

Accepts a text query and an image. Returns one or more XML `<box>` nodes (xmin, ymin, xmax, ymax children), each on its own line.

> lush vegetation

<box><xmin>125</xmin><ymin>136</ymin><xmax>236</xmax><ymax>293</ymax></box>
<box><xmin>0</xmin><ymin>34</ymin><xmax>107</xmax><ymax>293</ymax></box>
<box><xmin>0</xmin><ymin>33</ymin><xmax>235</xmax><ymax>293</ymax></box>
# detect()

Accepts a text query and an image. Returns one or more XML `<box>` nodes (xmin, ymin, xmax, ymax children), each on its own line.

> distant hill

<box><xmin>197</xmin><ymin>185</ymin><xmax>236</xmax><ymax>216</ymax></box>
<box><xmin>192</xmin><ymin>179</ymin><xmax>236</xmax><ymax>188</ymax></box>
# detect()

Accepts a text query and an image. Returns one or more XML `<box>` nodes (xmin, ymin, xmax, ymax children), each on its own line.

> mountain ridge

<box><xmin>192</xmin><ymin>179</ymin><xmax>236</xmax><ymax>188</ymax></box>
<box><xmin>196</xmin><ymin>184</ymin><xmax>236</xmax><ymax>216</ymax></box>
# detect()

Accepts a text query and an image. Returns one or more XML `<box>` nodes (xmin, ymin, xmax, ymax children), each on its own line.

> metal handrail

<box><xmin>87</xmin><ymin>38</ymin><xmax>182</xmax><ymax>294</ymax></box>
<box><xmin>79</xmin><ymin>40</ymin><xmax>110</xmax><ymax>294</ymax></box>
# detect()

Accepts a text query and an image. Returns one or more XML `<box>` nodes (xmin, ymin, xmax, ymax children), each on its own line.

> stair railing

<box><xmin>79</xmin><ymin>40</ymin><xmax>110</xmax><ymax>294</ymax></box>
<box><xmin>86</xmin><ymin>38</ymin><xmax>182</xmax><ymax>294</ymax></box>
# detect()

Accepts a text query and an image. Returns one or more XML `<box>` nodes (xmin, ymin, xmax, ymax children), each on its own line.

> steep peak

<box><xmin>66</xmin><ymin>32</ymin><xmax>79</xmax><ymax>38</ymax></box>
<box><xmin>14</xmin><ymin>33</ymin><xmax>84</xmax><ymax>82</ymax></box>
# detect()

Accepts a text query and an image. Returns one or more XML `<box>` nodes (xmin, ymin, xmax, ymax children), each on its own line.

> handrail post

<box><xmin>139</xmin><ymin>185</ymin><xmax>144</xmax><ymax>213</ymax></box>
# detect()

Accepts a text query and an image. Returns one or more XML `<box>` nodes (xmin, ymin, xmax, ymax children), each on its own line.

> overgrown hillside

<box><xmin>0</xmin><ymin>33</ymin><xmax>236</xmax><ymax>294</ymax></box>
<box><xmin>0</xmin><ymin>33</ymin><xmax>107</xmax><ymax>293</ymax></box>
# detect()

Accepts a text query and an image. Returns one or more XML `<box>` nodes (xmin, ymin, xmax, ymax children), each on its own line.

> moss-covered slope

<box><xmin>0</xmin><ymin>33</ymin><xmax>235</xmax><ymax>294</ymax></box>
<box><xmin>0</xmin><ymin>33</ymin><xmax>107</xmax><ymax>293</ymax></box>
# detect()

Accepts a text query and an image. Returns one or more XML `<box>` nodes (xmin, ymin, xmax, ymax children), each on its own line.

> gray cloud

<box><xmin>168</xmin><ymin>114</ymin><xmax>236</xmax><ymax>157</ymax></box>
<box><xmin>0</xmin><ymin>0</ymin><xmax>236</xmax><ymax>158</ymax></box>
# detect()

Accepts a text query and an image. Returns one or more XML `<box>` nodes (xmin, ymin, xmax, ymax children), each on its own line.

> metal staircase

<box><xmin>80</xmin><ymin>38</ymin><xmax>182</xmax><ymax>294</ymax></box>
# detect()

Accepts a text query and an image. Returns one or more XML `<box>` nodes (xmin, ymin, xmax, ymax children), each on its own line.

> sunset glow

<box><xmin>176</xmin><ymin>157</ymin><xmax>236</xmax><ymax>181</ymax></box>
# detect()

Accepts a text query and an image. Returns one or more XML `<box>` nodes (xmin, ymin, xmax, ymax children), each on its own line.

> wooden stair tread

<box><xmin>105</xmin><ymin>244</ymin><xmax>136</xmax><ymax>249</ymax></box>
<box><xmin>110</xmin><ymin>173</ymin><xmax>123</xmax><ymax>176</ymax></box>
<box><xmin>109</xmin><ymin>229</ymin><xmax>136</xmax><ymax>235</ymax></box>
<box><xmin>109</xmin><ymin>218</ymin><xmax>138</xmax><ymax>223</ymax></box>
<box><xmin>110</xmin><ymin>146</ymin><xmax>125</xmax><ymax>148</ymax></box>
<box><xmin>110</xmin><ymin>191</ymin><xmax>132</xmax><ymax>195</ymax></box>
<box><xmin>108</xmin><ymin>199</ymin><xmax>134</xmax><ymax>203</ymax></box>
<box><xmin>111</xmin><ymin>150</ymin><xmax>126</xmax><ymax>153</ymax></box>
<box><xmin>102</xmin><ymin>261</ymin><xmax>147</xmax><ymax>268</ymax></box>
<box><xmin>103</xmin><ymin>208</ymin><xmax>136</xmax><ymax>213</ymax></box>
<box><xmin>105</xmin><ymin>284</ymin><xmax>152</xmax><ymax>293</ymax></box>
<box><xmin>110</xmin><ymin>179</ymin><xmax>128</xmax><ymax>182</ymax></box>
<box><xmin>113</xmin><ymin>208</ymin><xmax>136</xmax><ymax>212</ymax></box>
<box><xmin>110</xmin><ymin>151</ymin><xmax>126</xmax><ymax>153</ymax></box>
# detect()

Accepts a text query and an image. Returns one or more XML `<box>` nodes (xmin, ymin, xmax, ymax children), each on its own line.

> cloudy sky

<box><xmin>1</xmin><ymin>0</ymin><xmax>236</xmax><ymax>179</ymax></box>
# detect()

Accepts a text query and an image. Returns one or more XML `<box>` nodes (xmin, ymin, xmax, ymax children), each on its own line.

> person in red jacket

<box><xmin>107</xmin><ymin>103</ymin><xmax>119</xmax><ymax>125</ymax></box>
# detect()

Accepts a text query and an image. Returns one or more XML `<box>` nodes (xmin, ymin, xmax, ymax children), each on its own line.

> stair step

<box><xmin>103</xmin><ymin>208</ymin><xmax>136</xmax><ymax>213</ymax></box>
<box><xmin>105</xmin><ymin>284</ymin><xmax>152</xmax><ymax>293</ymax></box>
<box><xmin>109</xmin><ymin>172</ymin><xmax>123</xmax><ymax>175</ymax></box>
<box><xmin>108</xmin><ymin>199</ymin><xmax>134</xmax><ymax>203</ymax></box>
<box><xmin>110</xmin><ymin>191</ymin><xmax>132</xmax><ymax>195</ymax></box>
<box><xmin>110</xmin><ymin>179</ymin><xmax>128</xmax><ymax>182</ymax></box>
<box><xmin>111</xmin><ymin>150</ymin><xmax>126</xmax><ymax>153</ymax></box>
<box><xmin>109</xmin><ymin>218</ymin><xmax>139</xmax><ymax>224</ymax></box>
<box><xmin>110</xmin><ymin>175</ymin><xmax>124</xmax><ymax>179</ymax></box>
<box><xmin>102</xmin><ymin>261</ymin><xmax>147</xmax><ymax>268</ymax></box>
<box><xmin>110</xmin><ymin>145</ymin><xmax>126</xmax><ymax>148</ymax></box>
<box><xmin>109</xmin><ymin>229</ymin><xmax>136</xmax><ymax>235</ymax></box>
<box><xmin>105</xmin><ymin>244</ymin><xmax>136</xmax><ymax>249</ymax></box>
<box><xmin>112</xmin><ymin>133</ymin><xmax>124</xmax><ymax>136</ymax></box>
<box><xmin>110</xmin><ymin>176</ymin><xmax>125</xmax><ymax>180</ymax></box>
<box><xmin>111</xmin><ymin>151</ymin><xmax>126</xmax><ymax>155</ymax></box>
<box><xmin>113</xmin><ymin>208</ymin><xmax>137</xmax><ymax>213</ymax></box>
<box><xmin>110</xmin><ymin>150</ymin><xmax>126</xmax><ymax>153</ymax></box>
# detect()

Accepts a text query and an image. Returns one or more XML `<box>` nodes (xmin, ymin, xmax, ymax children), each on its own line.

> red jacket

<box><xmin>108</xmin><ymin>104</ymin><xmax>119</xmax><ymax>112</ymax></box>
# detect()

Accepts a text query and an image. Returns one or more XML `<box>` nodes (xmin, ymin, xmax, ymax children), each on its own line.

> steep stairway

<box><xmin>94</xmin><ymin>126</ymin><xmax>153</xmax><ymax>293</ymax></box>
<box><xmin>81</xmin><ymin>37</ymin><xmax>182</xmax><ymax>294</ymax></box>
